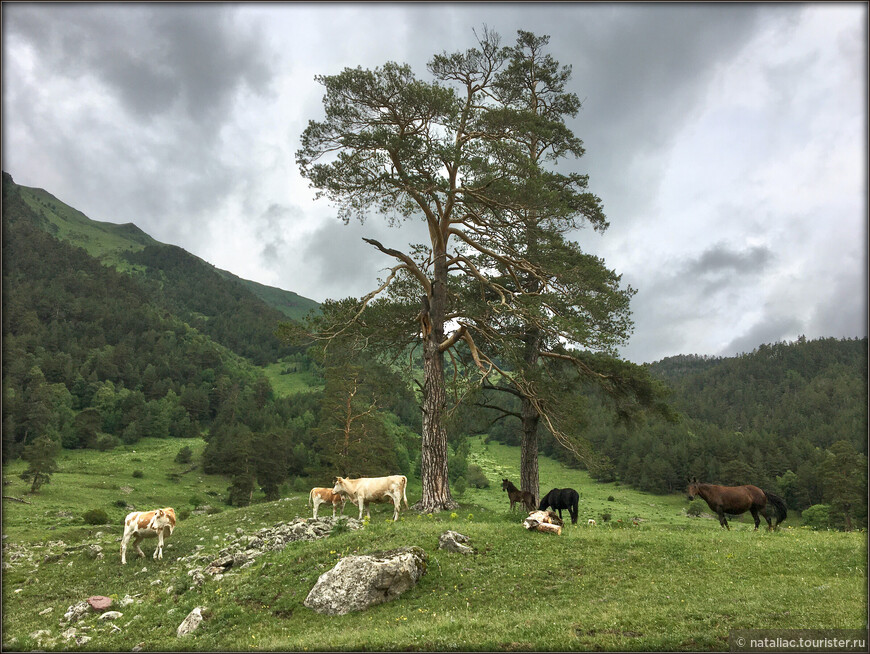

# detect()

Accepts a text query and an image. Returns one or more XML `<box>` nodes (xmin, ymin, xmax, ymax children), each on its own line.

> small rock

<box><xmin>39</xmin><ymin>607</ymin><xmax>53</xmax><ymax>615</ymax></box>
<box><xmin>75</xmin><ymin>634</ymin><xmax>92</xmax><ymax>645</ymax></box>
<box><xmin>149</xmin><ymin>579</ymin><xmax>162</xmax><ymax>586</ymax></box>
<box><xmin>176</xmin><ymin>607</ymin><xmax>205</xmax><ymax>637</ymax></box>
<box><xmin>132</xmin><ymin>642</ymin><xmax>145</xmax><ymax>652</ymax></box>
<box><xmin>61</xmin><ymin>601</ymin><xmax>90</xmax><ymax>624</ymax></box>
<box><xmin>438</xmin><ymin>530</ymin><xmax>474</xmax><ymax>555</ymax></box>
<box><xmin>87</xmin><ymin>595</ymin><xmax>112</xmax><ymax>611</ymax></box>
<box><xmin>85</xmin><ymin>544</ymin><xmax>104</xmax><ymax>560</ymax></box>
<box><xmin>119</xmin><ymin>595</ymin><xmax>135</xmax><ymax>607</ymax></box>
<box><xmin>99</xmin><ymin>611</ymin><xmax>123</xmax><ymax>621</ymax></box>
<box><xmin>29</xmin><ymin>629</ymin><xmax>51</xmax><ymax>641</ymax></box>
<box><xmin>61</xmin><ymin>627</ymin><xmax>77</xmax><ymax>640</ymax></box>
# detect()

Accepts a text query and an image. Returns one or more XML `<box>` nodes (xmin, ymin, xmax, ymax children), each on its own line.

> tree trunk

<box><xmin>519</xmin><ymin>328</ymin><xmax>543</xmax><ymax>507</ymax></box>
<box><xmin>520</xmin><ymin>397</ymin><xmax>540</xmax><ymax>507</ymax></box>
<box><xmin>413</xmin><ymin>256</ymin><xmax>457</xmax><ymax>513</ymax></box>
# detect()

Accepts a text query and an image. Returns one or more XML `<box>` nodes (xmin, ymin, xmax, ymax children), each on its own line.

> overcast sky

<box><xmin>2</xmin><ymin>2</ymin><xmax>866</xmax><ymax>363</ymax></box>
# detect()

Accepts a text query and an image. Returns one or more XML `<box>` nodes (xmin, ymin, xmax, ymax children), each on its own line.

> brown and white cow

<box><xmin>332</xmin><ymin>475</ymin><xmax>409</xmax><ymax>522</ymax></box>
<box><xmin>120</xmin><ymin>507</ymin><xmax>176</xmax><ymax>564</ymax></box>
<box><xmin>308</xmin><ymin>487</ymin><xmax>347</xmax><ymax>519</ymax></box>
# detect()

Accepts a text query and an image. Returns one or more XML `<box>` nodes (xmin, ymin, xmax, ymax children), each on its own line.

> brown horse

<box><xmin>502</xmin><ymin>479</ymin><xmax>536</xmax><ymax>512</ymax></box>
<box><xmin>687</xmin><ymin>477</ymin><xmax>787</xmax><ymax>531</ymax></box>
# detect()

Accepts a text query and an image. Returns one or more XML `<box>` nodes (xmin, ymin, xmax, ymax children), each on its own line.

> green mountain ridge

<box><xmin>4</xmin><ymin>171</ymin><xmax>319</xmax><ymax>320</ymax></box>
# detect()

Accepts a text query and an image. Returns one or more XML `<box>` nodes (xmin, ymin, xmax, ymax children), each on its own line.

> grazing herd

<box><xmin>120</xmin><ymin>474</ymin><xmax>787</xmax><ymax>564</ymax></box>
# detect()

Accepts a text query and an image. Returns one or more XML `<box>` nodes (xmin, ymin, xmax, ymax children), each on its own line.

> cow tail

<box><xmin>402</xmin><ymin>476</ymin><xmax>409</xmax><ymax>509</ymax></box>
<box><xmin>308</xmin><ymin>489</ymin><xmax>313</xmax><ymax>507</ymax></box>
<box><xmin>763</xmin><ymin>490</ymin><xmax>788</xmax><ymax>526</ymax></box>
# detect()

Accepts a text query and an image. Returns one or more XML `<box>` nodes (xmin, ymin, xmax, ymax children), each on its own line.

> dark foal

<box><xmin>502</xmin><ymin>479</ymin><xmax>536</xmax><ymax>512</ymax></box>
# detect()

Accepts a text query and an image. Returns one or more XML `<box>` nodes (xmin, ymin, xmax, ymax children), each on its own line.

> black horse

<box><xmin>538</xmin><ymin>487</ymin><xmax>579</xmax><ymax>524</ymax></box>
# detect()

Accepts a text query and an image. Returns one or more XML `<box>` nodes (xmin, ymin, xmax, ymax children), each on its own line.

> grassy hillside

<box><xmin>17</xmin><ymin>183</ymin><xmax>158</xmax><ymax>274</ymax></box>
<box><xmin>2</xmin><ymin>437</ymin><xmax>866</xmax><ymax>652</ymax></box>
<box><xmin>216</xmin><ymin>270</ymin><xmax>320</xmax><ymax>322</ymax></box>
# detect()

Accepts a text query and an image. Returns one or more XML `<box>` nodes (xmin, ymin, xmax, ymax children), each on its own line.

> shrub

<box><xmin>801</xmin><ymin>504</ymin><xmax>832</xmax><ymax>530</ymax></box>
<box><xmin>95</xmin><ymin>434</ymin><xmax>120</xmax><ymax>451</ymax></box>
<box><xmin>292</xmin><ymin>477</ymin><xmax>308</xmax><ymax>493</ymax></box>
<box><xmin>453</xmin><ymin>477</ymin><xmax>467</xmax><ymax>497</ymax></box>
<box><xmin>132</xmin><ymin>470</ymin><xmax>144</xmax><ymax>478</ymax></box>
<box><xmin>205</xmin><ymin>506</ymin><xmax>223</xmax><ymax>515</ymax></box>
<box><xmin>686</xmin><ymin>502</ymin><xmax>703</xmax><ymax>517</ymax></box>
<box><xmin>607</xmin><ymin>495</ymin><xmax>615</xmax><ymax>502</ymax></box>
<box><xmin>466</xmin><ymin>464</ymin><xmax>490</xmax><ymax>489</ymax></box>
<box><xmin>178</xmin><ymin>509</ymin><xmax>191</xmax><ymax>521</ymax></box>
<box><xmin>82</xmin><ymin>509</ymin><xmax>109</xmax><ymax>525</ymax></box>
<box><xmin>174</xmin><ymin>446</ymin><xmax>193</xmax><ymax>464</ymax></box>
<box><xmin>189</xmin><ymin>495</ymin><xmax>204</xmax><ymax>508</ymax></box>
<box><xmin>599</xmin><ymin>512</ymin><xmax>612</xmax><ymax>522</ymax></box>
<box><xmin>113</xmin><ymin>499</ymin><xmax>128</xmax><ymax>508</ymax></box>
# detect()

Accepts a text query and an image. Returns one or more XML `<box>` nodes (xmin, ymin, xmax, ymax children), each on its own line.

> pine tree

<box><xmin>19</xmin><ymin>433</ymin><xmax>60</xmax><ymax>493</ymax></box>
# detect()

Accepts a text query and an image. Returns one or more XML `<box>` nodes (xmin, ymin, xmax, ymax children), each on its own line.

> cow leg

<box><xmin>392</xmin><ymin>497</ymin><xmax>399</xmax><ymax>521</ymax></box>
<box><xmin>332</xmin><ymin>501</ymin><xmax>337</xmax><ymax>518</ymax></box>
<box><xmin>133</xmin><ymin>534</ymin><xmax>146</xmax><ymax>558</ymax></box>
<box><xmin>312</xmin><ymin>497</ymin><xmax>321</xmax><ymax>519</ymax></box>
<box><xmin>357</xmin><ymin>498</ymin><xmax>365</xmax><ymax>521</ymax></box>
<box><xmin>154</xmin><ymin>529</ymin><xmax>164</xmax><ymax>560</ymax></box>
<box><xmin>120</xmin><ymin>530</ymin><xmax>131</xmax><ymax>565</ymax></box>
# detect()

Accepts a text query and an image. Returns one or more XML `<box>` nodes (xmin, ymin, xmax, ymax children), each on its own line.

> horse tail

<box><xmin>763</xmin><ymin>490</ymin><xmax>787</xmax><ymax>526</ymax></box>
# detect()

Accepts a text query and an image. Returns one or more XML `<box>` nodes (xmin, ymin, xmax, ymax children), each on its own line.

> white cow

<box><xmin>332</xmin><ymin>475</ymin><xmax>409</xmax><ymax>521</ymax></box>
<box><xmin>120</xmin><ymin>507</ymin><xmax>176</xmax><ymax>564</ymax></box>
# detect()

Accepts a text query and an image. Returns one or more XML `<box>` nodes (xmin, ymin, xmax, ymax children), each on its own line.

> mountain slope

<box><xmin>6</xmin><ymin>172</ymin><xmax>319</xmax><ymax>319</ymax></box>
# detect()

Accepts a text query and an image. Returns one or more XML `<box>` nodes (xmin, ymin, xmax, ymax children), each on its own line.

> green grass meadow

<box><xmin>2</xmin><ymin>436</ymin><xmax>867</xmax><ymax>651</ymax></box>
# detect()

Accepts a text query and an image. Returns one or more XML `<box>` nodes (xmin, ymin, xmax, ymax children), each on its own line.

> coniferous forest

<box><xmin>2</xmin><ymin>172</ymin><xmax>866</xmax><ymax>528</ymax></box>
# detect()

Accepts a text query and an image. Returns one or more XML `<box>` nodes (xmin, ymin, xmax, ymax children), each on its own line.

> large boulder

<box><xmin>304</xmin><ymin>546</ymin><xmax>427</xmax><ymax>616</ymax></box>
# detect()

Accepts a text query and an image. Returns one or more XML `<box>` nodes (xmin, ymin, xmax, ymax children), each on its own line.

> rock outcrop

<box><xmin>304</xmin><ymin>546</ymin><xmax>427</xmax><ymax>616</ymax></box>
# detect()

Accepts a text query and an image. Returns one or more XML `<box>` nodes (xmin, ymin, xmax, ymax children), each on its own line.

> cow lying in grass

<box><xmin>309</xmin><ymin>487</ymin><xmax>347</xmax><ymax>518</ymax></box>
<box><xmin>120</xmin><ymin>507</ymin><xmax>176</xmax><ymax>564</ymax></box>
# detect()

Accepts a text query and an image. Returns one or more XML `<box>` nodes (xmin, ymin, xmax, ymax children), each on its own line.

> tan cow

<box><xmin>309</xmin><ymin>487</ymin><xmax>347</xmax><ymax>518</ymax></box>
<box><xmin>333</xmin><ymin>475</ymin><xmax>409</xmax><ymax>521</ymax></box>
<box><xmin>120</xmin><ymin>507</ymin><xmax>176</xmax><ymax>564</ymax></box>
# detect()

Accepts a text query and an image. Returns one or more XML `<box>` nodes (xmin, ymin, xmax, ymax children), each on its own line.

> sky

<box><xmin>2</xmin><ymin>2</ymin><xmax>867</xmax><ymax>364</ymax></box>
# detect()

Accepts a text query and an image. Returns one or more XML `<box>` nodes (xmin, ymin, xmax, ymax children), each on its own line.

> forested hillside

<box><xmin>2</xmin><ymin>172</ymin><xmax>418</xmax><ymax>504</ymax></box>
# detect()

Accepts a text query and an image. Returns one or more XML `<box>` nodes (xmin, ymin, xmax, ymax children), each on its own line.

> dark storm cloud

<box><xmin>685</xmin><ymin>243</ymin><xmax>773</xmax><ymax>278</ymax></box>
<box><xmin>6</xmin><ymin>4</ymin><xmax>271</xmax><ymax>124</ymax></box>
<box><xmin>2</xmin><ymin>3</ymin><xmax>274</xmax><ymax>243</ymax></box>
